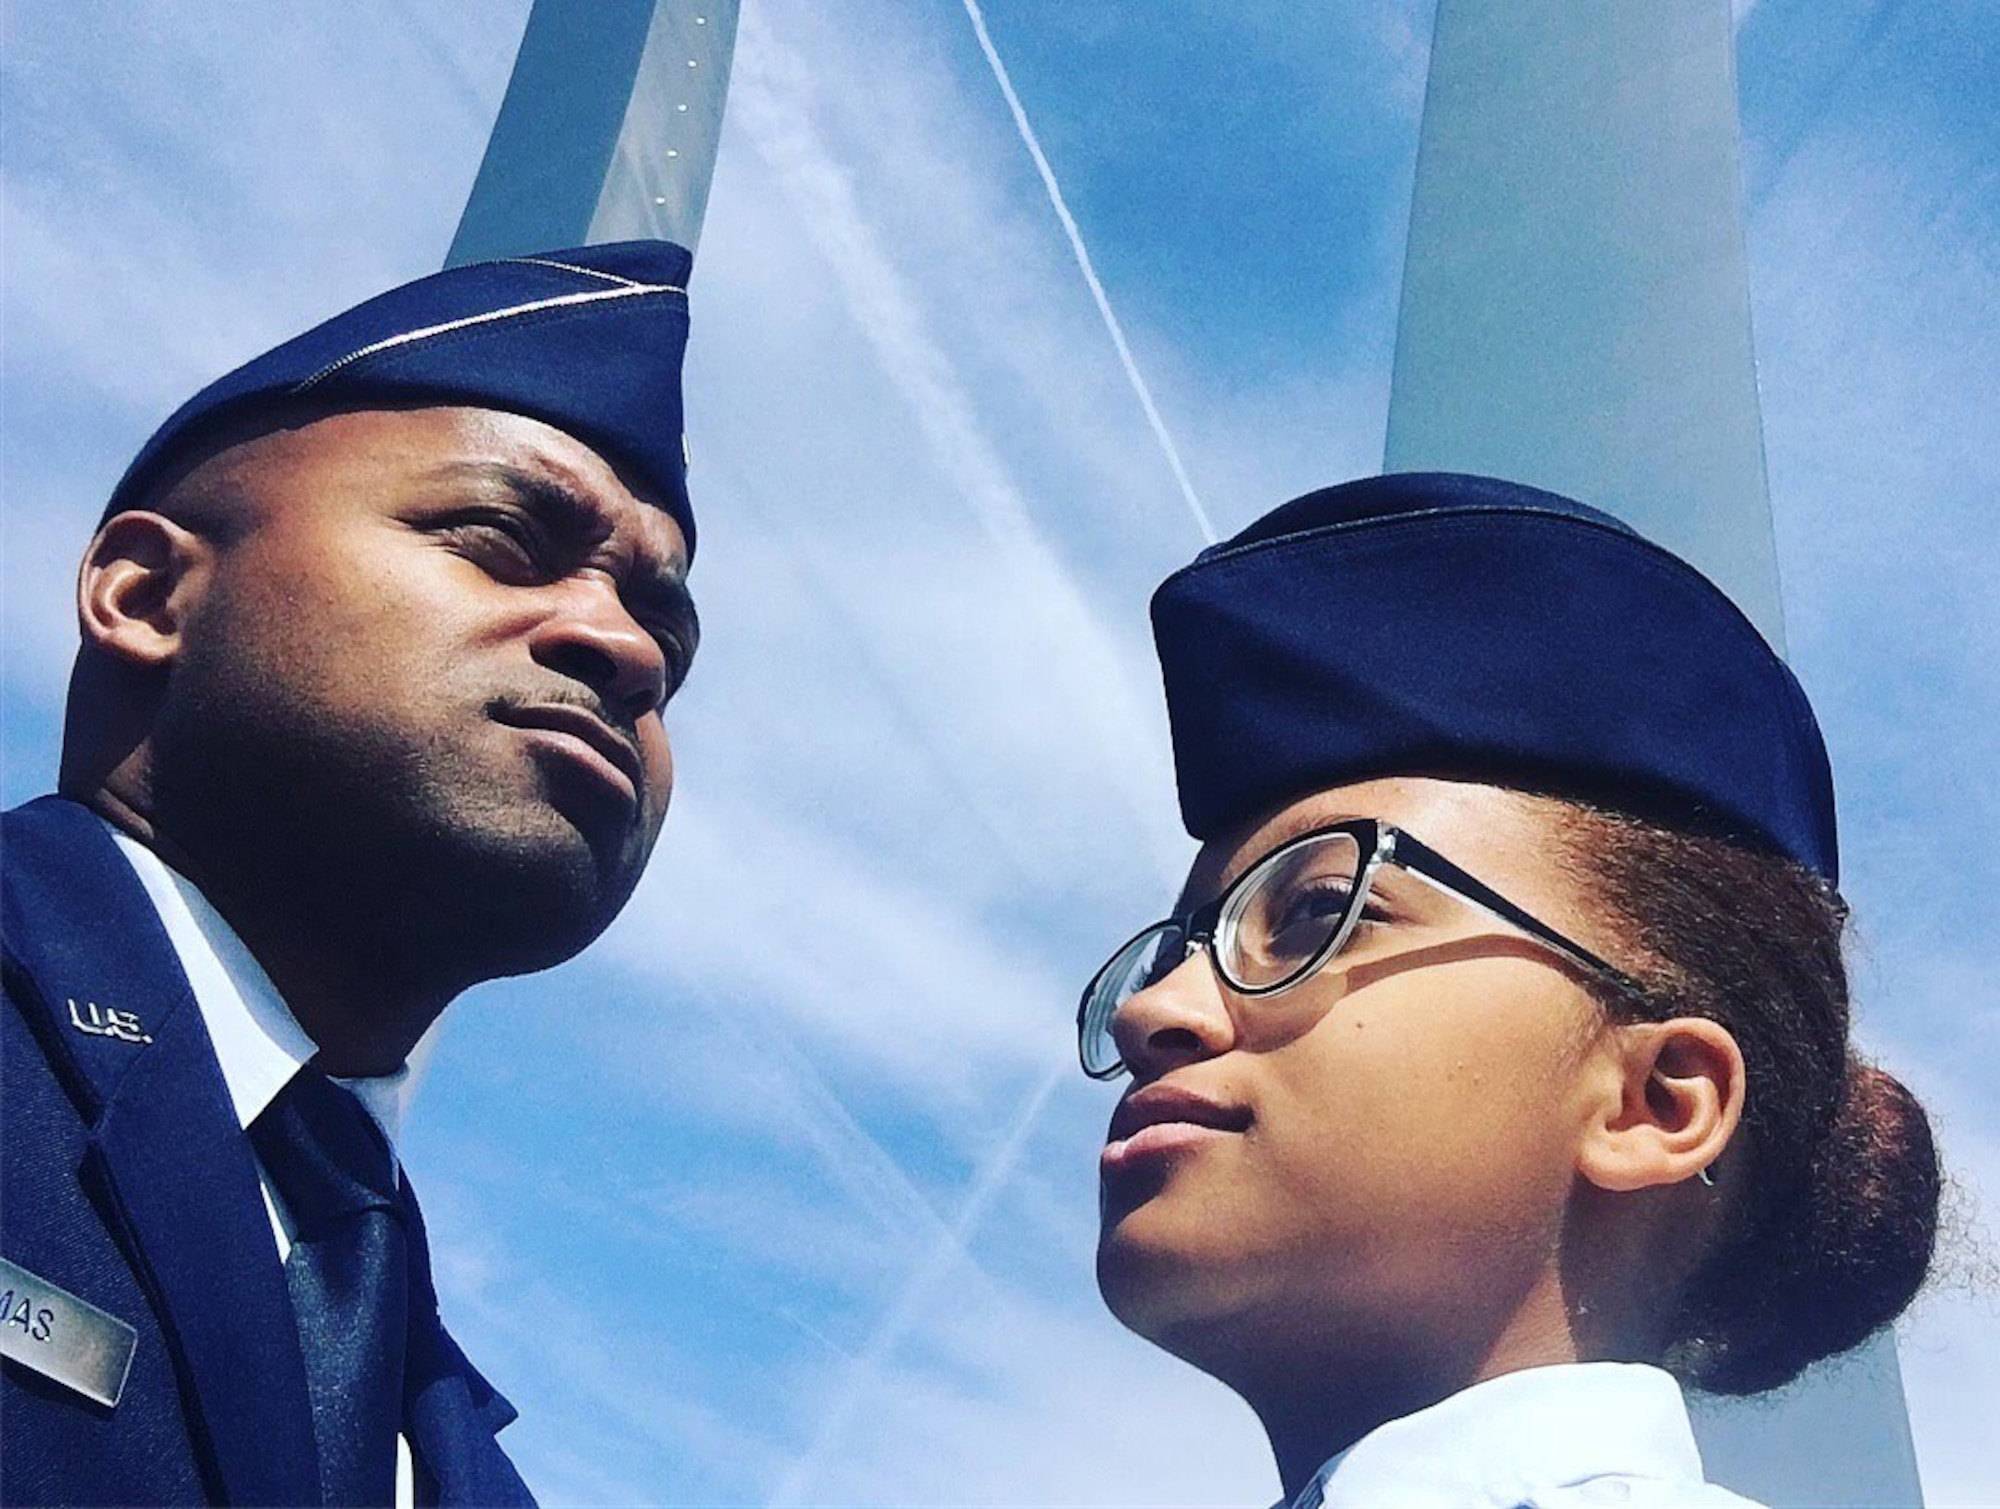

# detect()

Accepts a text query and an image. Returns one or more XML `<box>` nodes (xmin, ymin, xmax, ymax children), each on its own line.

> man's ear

<box><xmin>77</xmin><ymin>511</ymin><xmax>215</xmax><ymax>669</ymax></box>
<box><xmin>1577</xmin><ymin>1018</ymin><xmax>1746</xmax><ymax>1193</ymax></box>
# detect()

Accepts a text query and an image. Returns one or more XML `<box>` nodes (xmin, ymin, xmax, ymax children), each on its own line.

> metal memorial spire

<box><xmin>1387</xmin><ymin>0</ymin><xmax>1784</xmax><ymax>647</ymax></box>
<box><xmin>448</xmin><ymin>0</ymin><xmax>740</xmax><ymax>267</ymax></box>
<box><xmin>404</xmin><ymin>0</ymin><xmax>738</xmax><ymax>1106</ymax></box>
<box><xmin>1384</xmin><ymin>2</ymin><xmax>1918</xmax><ymax>1501</ymax></box>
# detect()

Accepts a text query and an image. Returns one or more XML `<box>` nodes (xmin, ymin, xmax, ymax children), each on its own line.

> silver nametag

<box><xmin>0</xmin><ymin>1257</ymin><xmax>137</xmax><ymax>1408</ymax></box>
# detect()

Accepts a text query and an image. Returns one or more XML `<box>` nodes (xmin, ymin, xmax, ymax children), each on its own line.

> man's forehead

<box><xmin>164</xmin><ymin>405</ymin><xmax>689</xmax><ymax>568</ymax></box>
<box><xmin>287</xmin><ymin>403</ymin><xmax>613</xmax><ymax>475</ymax></box>
<box><xmin>409</xmin><ymin>407</ymin><xmax>676</xmax><ymax>512</ymax></box>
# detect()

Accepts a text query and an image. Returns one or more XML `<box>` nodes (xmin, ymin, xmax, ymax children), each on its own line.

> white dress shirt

<box><xmin>1293</xmin><ymin>1363</ymin><xmax>1765</xmax><ymax>1509</ymax></box>
<box><xmin>110</xmin><ymin>828</ymin><xmax>418</xmax><ymax>1508</ymax></box>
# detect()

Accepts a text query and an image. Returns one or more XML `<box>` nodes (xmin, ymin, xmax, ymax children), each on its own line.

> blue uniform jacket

<box><xmin>1</xmin><ymin>796</ymin><xmax>533</xmax><ymax>1505</ymax></box>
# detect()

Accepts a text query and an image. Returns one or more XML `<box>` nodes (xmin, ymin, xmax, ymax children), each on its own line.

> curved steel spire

<box><xmin>448</xmin><ymin>0</ymin><xmax>740</xmax><ymax>267</ymax></box>
<box><xmin>1386</xmin><ymin>3</ymin><xmax>1917</xmax><ymax>1499</ymax></box>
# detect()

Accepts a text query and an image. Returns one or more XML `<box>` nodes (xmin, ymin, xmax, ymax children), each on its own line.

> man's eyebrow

<box><xmin>432</xmin><ymin>461</ymin><xmax>700</xmax><ymax>646</ymax></box>
<box><xmin>433</xmin><ymin>461</ymin><xmax>606</xmax><ymax>533</ymax></box>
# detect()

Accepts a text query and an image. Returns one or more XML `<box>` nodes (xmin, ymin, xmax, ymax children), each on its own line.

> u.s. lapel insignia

<box><xmin>67</xmin><ymin>999</ymin><xmax>153</xmax><ymax>1045</ymax></box>
<box><xmin>0</xmin><ymin>1257</ymin><xmax>138</xmax><ymax>1408</ymax></box>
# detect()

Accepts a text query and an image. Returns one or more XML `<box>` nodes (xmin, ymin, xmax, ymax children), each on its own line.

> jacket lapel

<box><xmin>2</xmin><ymin>798</ymin><xmax>322</xmax><ymax>1507</ymax></box>
<box><xmin>402</xmin><ymin>1183</ymin><xmax>535</xmax><ymax>1505</ymax></box>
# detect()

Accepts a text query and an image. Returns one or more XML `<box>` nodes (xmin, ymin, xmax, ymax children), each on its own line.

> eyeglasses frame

<box><xmin>1077</xmin><ymin>817</ymin><xmax>1645</xmax><ymax>1080</ymax></box>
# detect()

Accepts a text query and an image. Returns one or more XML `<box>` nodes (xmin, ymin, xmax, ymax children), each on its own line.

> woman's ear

<box><xmin>1577</xmin><ymin>1018</ymin><xmax>1746</xmax><ymax>1193</ymax></box>
<box><xmin>77</xmin><ymin>511</ymin><xmax>215</xmax><ymax>669</ymax></box>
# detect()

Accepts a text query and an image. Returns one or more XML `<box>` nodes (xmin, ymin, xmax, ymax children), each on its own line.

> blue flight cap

<box><xmin>1151</xmin><ymin>472</ymin><xmax>1839</xmax><ymax>880</ymax></box>
<box><xmin>106</xmin><ymin>240</ymin><xmax>699</xmax><ymax>554</ymax></box>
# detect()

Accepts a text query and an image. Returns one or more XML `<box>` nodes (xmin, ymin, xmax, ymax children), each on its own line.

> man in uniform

<box><xmin>1</xmin><ymin>240</ymin><xmax>699</xmax><ymax>1504</ymax></box>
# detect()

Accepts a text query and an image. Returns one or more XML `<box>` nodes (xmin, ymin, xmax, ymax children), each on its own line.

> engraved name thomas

<box><xmin>1</xmin><ymin>1286</ymin><xmax>56</xmax><ymax>1345</ymax></box>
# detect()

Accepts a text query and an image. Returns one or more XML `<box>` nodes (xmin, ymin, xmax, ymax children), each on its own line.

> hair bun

<box><xmin>1809</xmin><ymin>1062</ymin><xmax>1942</xmax><ymax>1329</ymax></box>
<box><xmin>1703</xmin><ymin>1059</ymin><xmax>1941</xmax><ymax>1393</ymax></box>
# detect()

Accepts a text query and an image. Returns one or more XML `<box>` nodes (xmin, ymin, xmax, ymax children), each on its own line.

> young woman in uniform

<box><xmin>1080</xmin><ymin>473</ymin><xmax>1940</xmax><ymax>1508</ymax></box>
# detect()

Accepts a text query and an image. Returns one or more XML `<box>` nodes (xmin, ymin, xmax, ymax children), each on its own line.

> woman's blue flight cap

<box><xmin>1151</xmin><ymin>472</ymin><xmax>1839</xmax><ymax>881</ymax></box>
<box><xmin>105</xmin><ymin>240</ymin><xmax>700</xmax><ymax>554</ymax></box>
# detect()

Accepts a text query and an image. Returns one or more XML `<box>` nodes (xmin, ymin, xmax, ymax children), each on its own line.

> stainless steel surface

<box><xmin>0</xmin><ymin>1256</ymin><xmax>139</xmax><ymax>1409</ymax></box>
<box><xmin>448</xmin><ymin>0</ymin><xmax>739</xmax><ymax>266</ymax></box>
<box><xmin>1387</xmin><ymin>0</ymin><xmax>1784</xmax><ymax>650</ymax></box>
<box><xmin>1385</xmin><ymin>3</ymin><xmax>1920</xmax><ymax>1501</ymax></box>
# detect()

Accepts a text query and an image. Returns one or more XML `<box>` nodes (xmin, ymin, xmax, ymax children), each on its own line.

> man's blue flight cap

<box><xmin>106</xmin><ymin>240</ymin><xmax>700</xmax><ymax>554</ymax></box>
<box><xmin>1151</xmin><ymin>472</ymin><xmax>1839</xmax><ymax>881</ymax></box>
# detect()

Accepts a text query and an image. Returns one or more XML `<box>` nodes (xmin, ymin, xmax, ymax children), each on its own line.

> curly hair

<box><xmin>1555</xmin><ymin>804</ymin><xmax>1941</xmax><ymax>1394</ymax></box>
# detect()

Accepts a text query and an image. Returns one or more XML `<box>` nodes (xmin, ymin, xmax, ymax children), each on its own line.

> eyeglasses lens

<box><xmin>1220</xmin><ymin>831</ymin><xmax>1364</xmax><ymax>990</ymax></box>
<box><xmin>1080</xmin><ymin>922</ymin><xmax>1185</xmax><ymax>1077</ymax></box>
<box><xmin>1080</xmin><ymin>831</ymin><xmax>1367</xmax><ymax>1078</ymax></box>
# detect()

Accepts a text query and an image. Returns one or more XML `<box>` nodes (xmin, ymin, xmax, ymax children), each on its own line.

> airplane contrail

<box><xmin>729</xmin><ymin>17</ymin><xmax>1193</xmax><ymax>1500</ymax></box>
<box><xmin>765</xmin><ymin>1058</ymin><xmax>1069</xmax><ymax>1508</ymax></box>
<box><xmin>960</xmin><ymin>0</ymin><xmax>1220</xmax><ymax>546</ymax></box>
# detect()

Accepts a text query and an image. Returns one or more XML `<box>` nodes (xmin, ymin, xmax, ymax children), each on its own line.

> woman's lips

<box><xmin>1102</xmin><ymin>1081</ymin><xmax>1251</xmax><ymax>1172</ymax></box>
<box><xmin>1101</xmin><ymin>1120</ymin><xmax>1240</xmax><ymax>1172</ymax></box>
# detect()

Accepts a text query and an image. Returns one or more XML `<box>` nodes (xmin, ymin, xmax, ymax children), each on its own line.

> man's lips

<box><xmin>495</xmin><ymin>703</ymin><xmax>644</xmax><ymax>803</ymax></box>
<box><xmin>1103</xmin><ymin>1082</ymin><xmax>1251</xmax><ymax>1171</ymax></box>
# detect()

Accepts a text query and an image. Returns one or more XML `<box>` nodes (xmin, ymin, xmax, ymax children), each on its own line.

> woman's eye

<box><xmin>1291</xmin><ymin>881</ymin><xmax>1353</xmax><ymax>917</ymax></box>
<box><xmin>1269</xmin><ymin>882</ymin><xmax>1355</xmax><ymax>941</ymax></box>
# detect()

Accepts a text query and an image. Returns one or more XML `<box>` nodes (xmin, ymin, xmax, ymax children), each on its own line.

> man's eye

<box><xmin>444</xmin><ymin>515</ymin><xmax>547</xmax><ymax>577</ymax></box>
<box><xmin>646</xmin><ymin>630</ymin><xmax>694</xmax><ymax>706</ymax></box>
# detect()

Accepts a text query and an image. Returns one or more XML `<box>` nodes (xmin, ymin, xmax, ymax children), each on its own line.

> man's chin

<box><xmin>426</xmin><ymin>811</ymin><xmax>650</xmax><ymax>972</ymax></box>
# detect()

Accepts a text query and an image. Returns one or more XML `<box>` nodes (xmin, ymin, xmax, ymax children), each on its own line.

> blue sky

<box><xmin>3</xmin><ymin>2</ymin><xmax>1995</xmax><ymax>1504</ymax></box>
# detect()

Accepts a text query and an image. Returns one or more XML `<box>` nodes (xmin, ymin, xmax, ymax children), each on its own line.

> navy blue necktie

<box><xmin>252</xmin><ymin>1070</ymin><xmax>407</xmax><ymax>1507</ymax></box>
<box><xmin>399</xmin><ymin>1187</ymin><xmax>536</xmax><ymax>1506</ymax></box>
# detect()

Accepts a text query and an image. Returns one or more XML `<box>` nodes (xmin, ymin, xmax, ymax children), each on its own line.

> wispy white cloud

<box><xmin>757</xmin><ymin>1233</ymin><xmax>1278</xmax><ymax>1509</ymax></box>
<box><xmin>421</xmin><ymin>1176</ymin><xmax>796</xmax><ymax>1506</ymax></box>
<box><xmin>958</xmin><ymin>0</ymin><xmax>1217</xmax><ymax>544</ymax></box>
<box><xmin>724</xmin><ymin>8</ymin><xmax>1190</xmax><ymax>853</ymax></box>
<box><xmin>765</xmin><ymin>1059</ymin><xmax>1068</xmax><ymax>1507</ymax></box>
<box><xmin>1738</xmin><ymin>16</ymin><xmax>2000</xmax><ymax>1500</ymax></box>
<box><xmin>7</xmin><ymin>2</ymin><xmax>1992</xmax><ymax>1505</ymax></box>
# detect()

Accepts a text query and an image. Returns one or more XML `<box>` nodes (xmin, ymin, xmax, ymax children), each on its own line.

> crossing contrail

<box><xmin>960</xmin><ymin>0</ymin><xmax>1219</xmax><ymax>546</ymax></box>
<box><xmin>732</xmin><ymin>17</ymin><xmax>1194</xmax><ymax>1498</ymax></box>
<box><xmin>765</xmin><ymin>1058</ymin><xmax>1069</xmax><ymax>1508</ymax></box>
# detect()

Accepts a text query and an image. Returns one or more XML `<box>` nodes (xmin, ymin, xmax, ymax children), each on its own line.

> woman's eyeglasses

<box><xmin>1076</xmin><ymin>818</ymin><xmax>1643</xmax><ymax>1080</ymax></box>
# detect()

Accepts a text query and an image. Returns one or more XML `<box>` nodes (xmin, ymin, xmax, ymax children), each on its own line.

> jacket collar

<box><xmin>103</xmin><ymin>825</ymin><xmax>416</xmax><ymax>1149</ymax></box>
<box><xmin>1303</xmin><ymin>1362</ymin><xmax>1709</xmax><ymax>1509</ymax></box>
<box><xmin>2</xmin><ymin>796</ymin><xmax>322</xmax><ymax>1506</ymax></box>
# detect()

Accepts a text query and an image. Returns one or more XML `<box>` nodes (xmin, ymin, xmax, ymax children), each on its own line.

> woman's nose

<box><xmin>1110</xmin><ymin>946</ymin><xmax>1238</xmax><ymax>1079</ymax></box>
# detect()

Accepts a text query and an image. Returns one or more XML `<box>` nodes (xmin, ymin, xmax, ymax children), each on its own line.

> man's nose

<box><xmin>529</xmin><ymin>576</ymin><xmax>667</xmax><ymax>716</ymax></box>
<box><xmin>1110</xmin><ymin>947</ymin><xmax>1238</xmax><ymax>1079</ymax></box>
